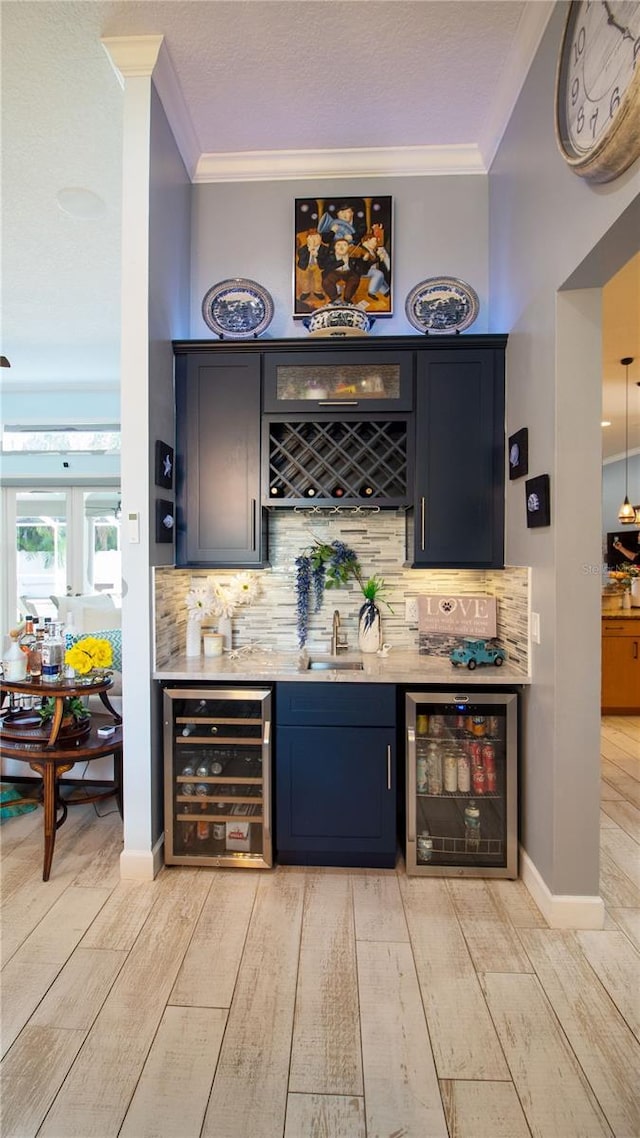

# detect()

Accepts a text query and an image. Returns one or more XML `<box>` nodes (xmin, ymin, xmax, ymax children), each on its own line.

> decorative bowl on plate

<box><xmin>405</xmin><ymin>277</ymin><xmax>479</xmax><ymax>335</ymax></box>
<box><xmin>303</xmin><ymin>303</ymin><xmax>374</xmax><ymax>338</ymax></box>
<box><xmin>201</xmin><ymin>278</ymin><xmax>274</xmax><ymax>340</ymax></box>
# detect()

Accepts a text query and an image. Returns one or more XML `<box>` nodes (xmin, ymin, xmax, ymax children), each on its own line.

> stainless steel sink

<box><xmin>307</xmin><ymin>659</ymin><xmax>364</xmax><ymax>671</ymax></box>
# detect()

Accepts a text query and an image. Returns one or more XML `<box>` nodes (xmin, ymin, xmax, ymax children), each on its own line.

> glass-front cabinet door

<box><xmin>163</xmin><ymin>686</ymin><xmax>272</xmax><ymax>868</ymax></box>
<box><xmin>263</xmin><ymin>350</ymin><xmax>413</xmax><ymax>412</ymax></box>
<box><xmin>405</xmin><ymin>690</ymin><xmax>518</xmax><ymax>878</ymax></box>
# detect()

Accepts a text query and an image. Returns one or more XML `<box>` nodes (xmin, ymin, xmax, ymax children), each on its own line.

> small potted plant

<box><xmin>38</xmin><ymin>695</ymin><xmax>91</xmax><ymax>738</ymax></box>
<box><xmin>353</xmin><ymin>573</ymin><xmax>394</xmax><ymax>653</ymax></box>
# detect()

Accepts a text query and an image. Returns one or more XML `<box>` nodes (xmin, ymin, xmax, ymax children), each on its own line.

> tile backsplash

<box><xmin>154</xmin><ymin>511</ymin><xmax>529</xmax><ymax>674</ymax></box>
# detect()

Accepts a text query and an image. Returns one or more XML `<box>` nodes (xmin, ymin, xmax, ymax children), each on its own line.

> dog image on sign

<box><xmin>417</xmin><ymin>595</ymin><xmax>497</xmax><ymax>639</ymax></box>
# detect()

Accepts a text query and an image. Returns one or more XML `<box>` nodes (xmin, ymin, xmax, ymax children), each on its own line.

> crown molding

<box><xmin>101</xmin><ymin>35</ymin><xmax>164</xmax><ymax>85</ymax></box>
<box><xmin>480</xmin><ymin>1</ymin><xmax>555</xmax><ymax>169</ymax></box>
<box><xmin>194</xmin><ymin>144</ymin><xmax>486</xmax><ymax>184</ymax></box>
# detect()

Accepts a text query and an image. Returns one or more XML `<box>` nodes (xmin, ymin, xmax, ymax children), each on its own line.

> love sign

<box><xmin>417</xmin><ymin>595</ymin><xmax>497</xmax><ymax>638</ymax></box>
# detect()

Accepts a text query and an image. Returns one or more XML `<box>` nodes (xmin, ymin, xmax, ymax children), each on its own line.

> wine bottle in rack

<box><xmin>359</xmin><ymin>483</ymin><xmax>375</xmax><ymax>498</ymax></box>
<box><xmin>331</xmin><ymin>485</ymin><xmax>346</xmax><ymax>499</ymax></box>
<box><xmin>303</xmin><ymin>486</ymin><xmax>318</xmax><ymax>498</ymax></box>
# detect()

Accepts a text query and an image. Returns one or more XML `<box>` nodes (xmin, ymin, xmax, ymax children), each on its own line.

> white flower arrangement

<box><xmin>186</xmin><ymin>574</ymin><xmax>260</xmax><ymax>621</ymax></box>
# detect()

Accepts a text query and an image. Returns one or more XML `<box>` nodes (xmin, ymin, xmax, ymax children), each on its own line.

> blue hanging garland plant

<box><xmin>295</xmin><ymin>540</ymin><xmax>360</xmax><ymax>648</ymax></box>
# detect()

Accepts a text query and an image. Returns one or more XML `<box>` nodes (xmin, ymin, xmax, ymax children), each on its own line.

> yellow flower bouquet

<box><xmin>65</xmin><ymin>636</ymin><xmax>114</xmax><ymax>676</ymax></box>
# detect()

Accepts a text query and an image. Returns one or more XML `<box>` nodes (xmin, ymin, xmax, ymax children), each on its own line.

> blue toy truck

<box><xmin>450</xmin><ymin>637</ymin><xmax>507</xmax><ymax>670</ymax></box>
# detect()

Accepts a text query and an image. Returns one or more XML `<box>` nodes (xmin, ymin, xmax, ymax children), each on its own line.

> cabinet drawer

<box><xmin>602</xmin><ymin>619</ymin><xmax>640</xmax><ymax>636</ymax></box>
<box><xmin>276</xmin><ymin>682</ymin><xmax>396</xmax><ymax>726</ymax></box>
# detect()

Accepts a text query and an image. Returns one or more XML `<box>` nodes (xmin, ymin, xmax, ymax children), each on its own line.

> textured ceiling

<box><xmin>1</xmin><ymin>0</ymin><xmax>635</xmax><ymax>460</ymax></box>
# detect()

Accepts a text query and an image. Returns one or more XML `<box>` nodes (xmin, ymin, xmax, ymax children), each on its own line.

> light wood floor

<box><xmin>1</xmin><ymin>717</ymin><xmax>638</xmax><ymax>1138</ymax></box>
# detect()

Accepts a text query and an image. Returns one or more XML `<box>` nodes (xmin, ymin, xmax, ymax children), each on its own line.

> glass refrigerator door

<box><xmin>164</xmin><ymin>687</ymin><xmax>272</xmax><ymax>868</ymax></box>
<box><xmin>406</xmin><ymin>691</ymin><xmax>517</xmax><ymax>877</ymax></box>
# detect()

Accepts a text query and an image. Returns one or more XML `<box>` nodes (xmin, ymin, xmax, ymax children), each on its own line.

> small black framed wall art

<box><xmin>155</xmin><ymin>440</ymin><xmax>174</xmax><ymax>490</ymax></box>
<box><xmin>508</xmin><ymin>428</ymin><xmax>528</xmax><ymax>480</ymax></box>
<box><xmin>156</xmin><ymin>499</ymin><xmax>175</xmax><ymax>543</ymax></box>
<box><xmin>525</xmin><ymin>474</ymin><xmax>551</xmax><ymax>528</ymax></box>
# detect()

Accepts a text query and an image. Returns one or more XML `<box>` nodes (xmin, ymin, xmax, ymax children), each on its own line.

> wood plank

<box><xmin>577</xmin><ymin>930</ymin><xmax>640</xmax><ymax>1042</ymax></box>
<box><xmin>599</xmin><ymin>850</ymin><xmax>640</xmax><ymax>909</ymax></box>
<box><xmin>38</xmin><ymin>869</ymin><xmax>211</xmax><ymax>1138</ymax></box>
<box><xmin>29</xmin><ymin>946</ymin><xmax>125</xmax><ymax>1030</ymax></box>
<box><xmin>608</xmin><ymin>907</ymin><xmax>640</xmax><ymax>951</ymax></box>
<box><xmin>284</xmin><ymin>1093</ymin><xmax>366</xmax><ymax>1138</ymax></box>
<box><xmin>290</xmin><ymin>874</ymin><xmax>362</xmax><ymax>1096</ymax></box>
<box><xmin>351</xmin><ymin>872</ymin><xmax>409</xmax><ymax>942</ymax></box>
<box><xmin>600</xmin><ymin>827</ymin><xmax>640</xmax><ymax>889</ymax></box>
<box><xmin>481</xmin><ymin>972</ymin><xmax>612</xmax><ymax>1138</ymax></box>
<box><xmin>399</xmin><ymin>876</ymin><xmax>509</xmax><ymax>1080</ymax></box>
<box><xmin>447</xmin><ymin>879</ymin><xmax>533</xmax><ymax>973</ymax></box>
<box><xmin>357</xmin><ymin>940</ymin><xmax>448</xmax><ymax>1138</ymax></box>
<box><xmin>601</xmin><ymin>777</ymin><xmax>623</xmax><ymax>801</ymax></box>
<box><xmin>520</xmin><ymin>928</ymin><xmax>640</xmax><ymax>1138</ymax></box>
<box><xmin>439</xmin><ymin>1080</ymin><xmax>531</xmax><ymax>1138</ymax></box>
<box><xmin>601</xmin><ymin>760</ymin><xmax>640</xmax><ymax>808</ymax></box>
<box><xmin>600</xmin><ymin>725</ymin><xmax>640</xmax><ymax>771</ymax></box>
<box><xmin>0</xmin><ymin>851</ymin><xmax>88</xmax><ymax>964</ymax></box>
<box><xmin>170</xmin><ymin>870</ymin><xmax>257</xmax><ymax>1008</ymax></box>
<box><xmin>600</xmin><ymin>809</ymin><xmax>619</xmax><ymax>829</ymax></box>
<box><xmin>81</xmin><ymin>878</ymin><xmax>162</xmax><ymax>951</ymax></box>
<box><xmin>119</xmin><ymin>1006</ymin><xmax>227</xmax><ymax>1138</ymax></box>
<box><xmin>0</xmin><ymin>885</ymin><xmax>112</xmax><ymax>1056</ymax></box>
<box><xmin>0</xmin><ymin>1026</ymin><xmax>86</xmax><ymax>1138</ymax></box>
<box><xmin>488</xmin><ymin>878</ymin><xmax>547</xmax><ymax>928</ymax></box>
<box><xmin>70</xmin><ymin>813</ymin><xmax>123</xmax><ymax>887</ymax></box>
<box><xmin>201</xmin><ymin>873</ymin><xmax>305</xmax><ymax>1138</ymax></box>
<box><xmin>601</xmin><ymin>798</ymin><xmax>640</xmax><ymax>842</ymax></box>
<box><xmin>0</xmin><ymin>802</ymin><xmax>43</xmax><ymax>855</ymax></box>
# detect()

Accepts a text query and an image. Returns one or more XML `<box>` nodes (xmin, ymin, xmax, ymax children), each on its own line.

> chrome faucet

<box><xmin>331</xmin><ymin>610</ymin><xmax>348</xmax><ymax>655</ymax></box>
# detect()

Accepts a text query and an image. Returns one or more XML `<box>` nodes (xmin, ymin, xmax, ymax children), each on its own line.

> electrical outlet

<box><xmin>405</xmin><ymin>598</ymin><xmax>418</xmax><ymax>623</ymax></box>
<box><xmin>531</xmin><ymin>611</ymin><xmax>541</xmax><ymax>644</ymax></box>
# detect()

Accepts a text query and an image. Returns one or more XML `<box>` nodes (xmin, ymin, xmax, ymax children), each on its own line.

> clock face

<box><xmin>555</xmin><ymin>1</ymin><xmax>640</xmax><ymax>182</ymax></box>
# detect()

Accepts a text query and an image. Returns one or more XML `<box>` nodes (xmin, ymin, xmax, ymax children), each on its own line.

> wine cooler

<box><xmin>406</xmin><ymin>690</ymin><xmax>518</xmax><ymax>877</ymax></box>
<box><xmin>163</xmin><ymin>686</ymin><xmax>272</xmax><ymax>868</ymax></box>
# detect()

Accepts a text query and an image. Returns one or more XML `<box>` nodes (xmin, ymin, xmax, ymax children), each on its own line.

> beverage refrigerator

<box><xmin>405</xmin><ymin>690</ymin><xmax>518</xmax><ymax>877</ymax></box>
<box><xmin>163</xmin><ymin>686</ymin><xmax>272</xmax><ymax>868</ymax></box>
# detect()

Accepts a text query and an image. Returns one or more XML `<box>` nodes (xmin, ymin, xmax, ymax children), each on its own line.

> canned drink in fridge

<box><xmin>416</xmin><ymin>714</ymin><xmax>429</xmax><ymax>735</ymax></box>
<box><xmin>427</xmin><ymin>743</ymin><xmax>443</xmax><ymax>795</ymax></box>
<box><xmin>468</xmin><ymin>740</ymin><xmax>483</xmax><ymax>766</ymax></box>
<box><xmin>417</xmin><ymin>832</ymin><xmax>433</xmax><ymax>862</ymax></box>
<box><xmin>471</xmin><ymin>716</ymin><xmax>486</xmax><ymax>736</ymax></box>
<box><xmin>416</xmin><ymin>742</ymin><xmax>428</xmax><ymax>793</ymax></box>
<box><xmin>457</xmin><ymin>752</ymin><xmax>471</xmax><ymax>793</ymax></box>
<box><xmin>481</xmin><ymin>742</ymin><xmax>496</xmax><ymax>771</ymax></box>
<box><xmin>487</xmin><ymin>715</ymin><xmax>500</xmax><ymax>736</ymax></box>
<box><xmin>472</xmin><ymin>764</ymin><xmax>486</xmax><ymax>795</ymax></box>
<box><xmin>443</xmin><ymin>750</ymin><xmax>458</xmax><ymax>793</ymax></box>
<box><xmin>430</xmin><ymin>715</ymin><xmax>445</xmax><ymax>737</ymax></box>
<box><xmin>485</xmin><ymin>768</ymin><xmax>497</xmax><ymax>793</ymax></box>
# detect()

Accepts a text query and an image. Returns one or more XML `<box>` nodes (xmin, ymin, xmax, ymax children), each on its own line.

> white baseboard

<box><xmin>119</xmin><ymin>834</ymin><xmax>165</xmax><ymax>881</ymax></box>
<box><xmin>520</xmin><ymin>847</ymin><xmax>605</xmax><ymax>929</ymax></box>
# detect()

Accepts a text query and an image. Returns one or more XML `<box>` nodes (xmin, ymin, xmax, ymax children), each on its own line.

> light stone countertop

<box><xmin>601</xmin><ymin>610</ymin><xmax>640</xmax><ymax>620</ymax></box>
<box><xmin>154</xmin><ymin>648</ymin><xmax>530</xmax><ymax>685</ymax></box>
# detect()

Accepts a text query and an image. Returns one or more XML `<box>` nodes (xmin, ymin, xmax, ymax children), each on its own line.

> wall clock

<box><xmin>555</xmin><ymin>1</ymin><xmax>640</xmax><ymax>183</ymax></box>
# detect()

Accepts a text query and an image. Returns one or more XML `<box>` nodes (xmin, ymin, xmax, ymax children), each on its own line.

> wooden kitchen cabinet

<box><xmin>275</xmin><ymin>683</ymin><xmax>397</xmax><ymax>868</ymax></box>
<box><xmin>175</xmin><ymin>351</ymin><xmax>267</xmax><ymax>567</ymax></box>
<box><xmin>601</xmin><ymin>617</ymin><xmax>640</xmax><ymax>713</ymax></box>
<box><xmin>410</xmin><ymin>343</ymin><xmax>506</xmax><ymax>568</ymax></box>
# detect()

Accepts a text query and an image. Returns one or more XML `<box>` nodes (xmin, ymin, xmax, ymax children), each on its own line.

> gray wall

<box><xmin>489</xmin><ymin>3</ymin><xmax>640</xmax><ymax>895</ymax></box>
<box><xmin>191</xmin><ymin>176</ymin><xmax>489</xmax><ymax>339</ymax></box>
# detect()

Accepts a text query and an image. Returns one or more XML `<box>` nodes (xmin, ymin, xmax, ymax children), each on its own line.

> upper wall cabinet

<box><xmin>410</xmin><ymin>344</ymin><xmax>506</xmax><ymax>569</ymax></box>
<box><xmin>175</xmin><ymin>351</ymin><xmax>266</xmax><ymax>568</ymax></box>
<box><xmin>263</xmin><ymin>350</ymin><xmax>413</xmax><ymax>412</ymax></box>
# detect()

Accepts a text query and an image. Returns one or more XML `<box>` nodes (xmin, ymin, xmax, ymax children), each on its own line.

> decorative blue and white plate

<box><xmin>405</xmin><ymin>277</ymin><xmax>479</xmax><ymax>335</ymax></box>
<box><xmin>201</xmin><ymin>278</ymin><xmax>274</xmax><ymax>339</ymax></box>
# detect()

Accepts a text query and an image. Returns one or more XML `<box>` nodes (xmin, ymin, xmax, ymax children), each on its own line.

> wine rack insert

<box><xmin>264</xmin><ymin>417</ymin><xmax>411</xmax><ymax>505</ymax></box>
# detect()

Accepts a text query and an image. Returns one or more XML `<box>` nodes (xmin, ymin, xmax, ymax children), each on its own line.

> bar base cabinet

<box><xmin>406</xmin><ymin>690</ymin><xmax>518</xmax><ymax>877</ymax></box>
<box><xmin>163</xmin><ymin>686</ymin><xmax>272</xmax><ymax>868</ymax></box>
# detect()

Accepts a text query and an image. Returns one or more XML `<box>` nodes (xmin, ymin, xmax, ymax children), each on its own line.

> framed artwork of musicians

<box><xmin>294</xmin><ymin>196</ymin><xmax>393</xmax><ymax>318</ymax></box>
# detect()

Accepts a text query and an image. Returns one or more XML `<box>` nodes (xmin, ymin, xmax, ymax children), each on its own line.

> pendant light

<box><xmin>618</xmin><ymin>356</ymin><xmax>636</xmax><ymax>525</ymax></box>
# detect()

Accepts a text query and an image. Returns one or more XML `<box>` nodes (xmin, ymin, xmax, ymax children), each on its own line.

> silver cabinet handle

<box><xmin>387</xmin><ymin>744</ymin><xmax>392</xmax><ymax>791</ymax></box>
<box><xmin>407</xmin><ymin>726</ymin><xmax>416</xmax><ymax>841</ymax></box>
<box><xmin>251</xmin><ymin>498</ymin><xmax>256</xmax><ymax>550</ymax></box>
<box><xmin>263</xmin><ymin>719</ymin><xmax>271</xmax><ymax>746</ymax></box>
<box><xmin>420</xmin><ymin>497</ymin><xmax>426</xmax><ymax>551</ymax></box>
<box><xmin>318</xmin><ymin>400</ymin><xmax>358</xmax><ymax>406</ymax></box>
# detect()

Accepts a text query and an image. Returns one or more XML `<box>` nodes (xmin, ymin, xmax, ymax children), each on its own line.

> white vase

<box><xmin>218</xmin><ymin>613</ymin><xmax>232</xmax><ymax>651</ymax></box>
<box><xmin>631</xmin><ymin>578</ymin><xmax>640</xmax><ymax>607</ymax></box>
<box><xmin>185</xmin><ymin>618</ymin><xmax>202</xmax><ymax>657</ymax></box>
<box><xmin>358</xmin><ymin>601</ymin><xmax>381</xmax><ymax>654</ymax></box>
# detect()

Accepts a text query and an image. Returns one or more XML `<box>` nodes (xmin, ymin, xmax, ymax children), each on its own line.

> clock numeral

<box><xmin>610</xmin><ymin>86</ymin><xmax>620</xmax><ymax>118</ymax></box>
<box><xmin>589</xmin><ymin>108</ymin><xmax>599</xmax><ymax>138</ymax></box>
<box><xmin>572</xmin><ymin>25</ymin><xmax>586</xmax><ymax>65</ymax></box>
<box><xmin>571</xmin><ymin>76</ymin><xmax>580</xmax><ymax>105</ymax></box>
<box><xmin>577</xmin><ymin>105</ymin><xmax>585</xmax><ymax>134</ymax></box>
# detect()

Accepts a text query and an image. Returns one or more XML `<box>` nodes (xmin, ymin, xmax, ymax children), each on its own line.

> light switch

<box><xmin>531</xmin><ymin>611</ymin><xmax>541</xmax><ymax>644</ymax></box>
<box><xmin>127</xmin><ymin>511</ymin><xmax>140</xmax><ymax>543</ymax></box>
